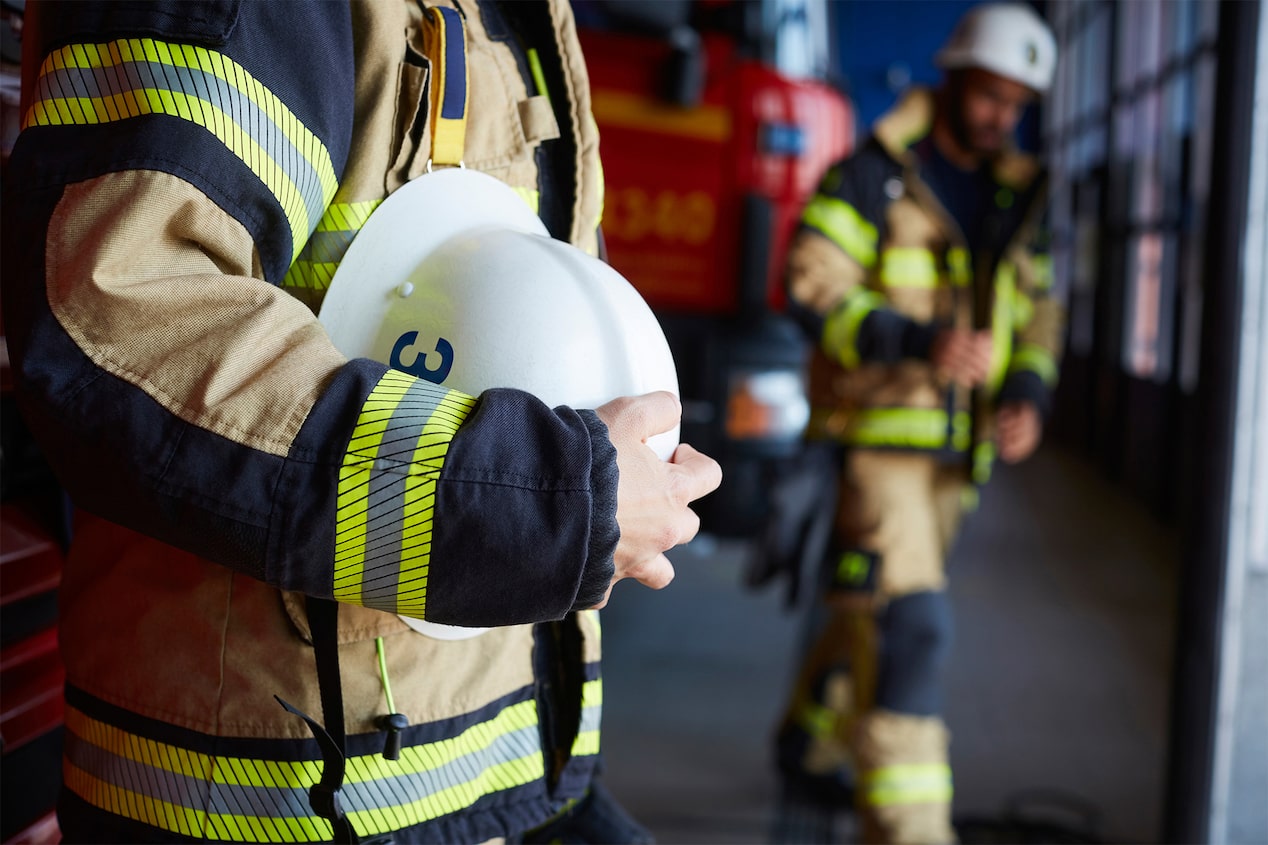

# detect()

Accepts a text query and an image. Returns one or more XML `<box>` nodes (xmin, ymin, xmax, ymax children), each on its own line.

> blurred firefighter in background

<box><xmin>774</xmin><ymin>4</ymin><xmax>1063</xmax><ymax>843</ymax></box>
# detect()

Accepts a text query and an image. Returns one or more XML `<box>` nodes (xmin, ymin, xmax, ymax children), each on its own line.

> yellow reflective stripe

<box><xmin>25</xmin><ymin>38</ymin><xmax>338</xmax><ymax>266</ymax></box>
<box><xmin>946</xmin><ymin>247</ymin><xmax>972</xmax><ymax>287</ymax></box>
<box><xmin>823</xmin><ymin>288</ymin><xmax>887</xmax><ymax>369</ymax></box>
<box><xmin>572</xmin><ymin>731</ymin><xmax>601</xmax><ymax>757</ymax></box>
<box><xmin>1032</xmin><ymin>253</ymin><xmax>1054</xmax><ymax>290</ymax></box>
<box><xmin>570</xmin><ymin>678</ymin><xmax>603</xmax><ymax>757</ymax></box>
<box><xmin>989</xmin><ymin>262</ymin><xmax>1016</xmax><ymax>394</ymax></box>
<box><xmin>842</xmin><ymin>408</ymin><xmax>971</xmax><ymax>451</ymax></box>
<box><xmin>1010</xmin><ymin>342</ymin><xmax>1059</xmax><ymax>387</ymax></box>
<box><xmin>335</xmin><ymin>371</ymin><xmax>476</xmax><ymax>616</ymax></box>
<box><xmin>802</xmin><ymin>195</ymin><xmax>879</xmax><ymax>268</ymax></box>
<box><xmin>283</xmin><ymin>200</ymin><xmax>382</xmax><ymax>293</ymax></box>
<box><xmin>973</xmin><ymin>441</ymin><xmax>995</xmax><ymax>485</ymax></box>
<box><xmin>795</xmin><ymin>700</ymin><xmax>838</xmax><ymax>739</ymax></box>
<box><xmin>1013</xmin><ymin>289</ymin><xmax>1035</xmax><ymax>330</ymax></box>
<box><xmin>425</xmin><ymin>7</ymin><xmax>469</xmax><ymax>166</ymax></box>
<box><xmin>861</xmin><ymin>763</ymin><xmax>953</xmax><ymax>807</ymax></box>
<box><xmin>65</xmin><ymin>699</ymin><xmax>547</xmax><ymax>841</ymax></box>
<box><xmin>879</xmin><ymin>248</ymin><xmax>939</xmax><ymax>288</ymax></box>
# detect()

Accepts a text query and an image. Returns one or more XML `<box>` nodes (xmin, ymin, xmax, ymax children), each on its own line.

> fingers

<box><xmin>627</xmin><ymin>552</ymin><xmax>676</xmax><ymax>591</ymax></box>
<box><xmin>588</xmin><ymin>553</ymin><xmax>675</xmax><ymax>610</ymax></box>
<box><xmin>670</xmin><ymin>442</ymin><xmax>724</xmax><ymax>503</ymax></box>
<box><xmin>597</xmin><ymin>393</ymin><xmax>719</xmax><ymax>606</ymax></box>
<box><xmin>597</xmin><ymin>391</ymin><xmax>681</xmax><ymax>443</ymax></box>
<box><xmin>996</xmin><ymin>403</ymin><xmax>1040</xmax><ymax>463</ymax></box>
<box><xmin>933</xmin><ymin>329</ymin><xmax>993</xmax><ymax>388</ymax></box>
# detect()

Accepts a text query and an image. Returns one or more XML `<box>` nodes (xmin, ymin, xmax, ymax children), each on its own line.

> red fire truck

<box><xmin>575</xmin><ymin>0</ymin><xmax>854</xmax><ymax>540</ymax></box>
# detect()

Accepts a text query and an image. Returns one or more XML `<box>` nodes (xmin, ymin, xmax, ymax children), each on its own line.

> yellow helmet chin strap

<box><xmin>424</xmin><ymin>6</ymin><xmax>469</xmax><ymax>169</ymax></box>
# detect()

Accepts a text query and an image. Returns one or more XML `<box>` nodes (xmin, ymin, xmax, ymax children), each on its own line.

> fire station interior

<box><xmin>0</xmin><ymin>1</ymin><xmax>1265</xmax><ymax>844</ymax></box>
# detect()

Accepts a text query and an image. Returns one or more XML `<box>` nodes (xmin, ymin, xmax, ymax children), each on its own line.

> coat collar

<box><xmin>872</xmin><ymin>87</ymin><xmax>1040</xmax><ymax>190</ymax></box>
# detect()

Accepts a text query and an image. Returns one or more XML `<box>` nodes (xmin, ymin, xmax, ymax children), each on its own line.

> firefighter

<box><xmin>1</xmin><ymin>1</ymin><xmax>721</xmax><ymax>842</ymax></box>
<box><xmin>774</xmin><ymin>4</ymin><xmax>1063</xmax><ymax>843</ymax></box>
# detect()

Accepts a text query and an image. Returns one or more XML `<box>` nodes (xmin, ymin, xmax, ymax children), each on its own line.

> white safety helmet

<box><xmin>934</xmin><ymin>3</ymin><xmax>1058</xmax><ymax>94</ymax></box>
<box><xmin>318</xmin><ymin>168</ymin><xmax>680</xmax><ymax>639</ymax></box>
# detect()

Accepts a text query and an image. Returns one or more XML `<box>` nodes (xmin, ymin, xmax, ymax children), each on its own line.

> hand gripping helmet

<box><xmin>934</xmin><ymin>3</ymin><xmax>1058</xmax><ymax>94</ymax></box>
<box><xmin>318</xmin><ymin>168</ymin><xmax>680</xmax><ymax>639</ymax></box>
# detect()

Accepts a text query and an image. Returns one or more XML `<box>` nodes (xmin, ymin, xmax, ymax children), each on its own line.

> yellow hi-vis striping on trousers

<box><xmin>62</xmin><ymin>699</ymin><xmax>547</xmax><ymax>842</ymax></box>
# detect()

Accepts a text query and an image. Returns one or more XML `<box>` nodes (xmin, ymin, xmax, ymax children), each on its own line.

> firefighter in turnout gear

<box><xmin>774</xmin><ymin>4</ymin><xmax>1063</xmax><ymax>843</ymax></box>
<box><xmin>1</xmin><ymin>1</ymin><xmax>720</xmax><ymax>842</ymax></box>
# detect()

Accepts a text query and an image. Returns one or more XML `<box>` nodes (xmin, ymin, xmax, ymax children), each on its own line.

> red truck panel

<box><xmin>580</xmin><ymin>27</ymin><xmax>853</xmax><ymax>314</ymax></box>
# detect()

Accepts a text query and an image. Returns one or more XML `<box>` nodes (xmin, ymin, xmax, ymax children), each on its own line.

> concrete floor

<box><xmin>595</xmin><ymin>443</ymin><xmax>1179</xmax><ymax>845</ymax></box>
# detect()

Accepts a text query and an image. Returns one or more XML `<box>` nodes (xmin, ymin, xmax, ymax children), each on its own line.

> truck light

<box><xmin>725</xmin><ymin>368</ymin><xmax>809</xmax><ymax>442</ymax></box>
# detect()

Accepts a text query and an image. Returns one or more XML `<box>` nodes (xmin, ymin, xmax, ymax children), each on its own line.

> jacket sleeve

<box><xmin>0</xmin><ymin>0</ymin><xmax>617</xmax><ymax>628</ymax></box>
<box><xmin>786</xmin><ymin>141</ymin><xmax>937</xmax><ymax>369</ymax></box>
<box><xmin>998</xmin><ymin>214</ymin><xmax>1065</xmax><ymax>417</ymax></box>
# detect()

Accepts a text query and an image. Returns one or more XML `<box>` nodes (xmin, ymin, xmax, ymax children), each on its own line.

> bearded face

<box><xmin>946</xmin><ymin>68</ymin><xmax>1036</xmax><ymax>156</ymax></box>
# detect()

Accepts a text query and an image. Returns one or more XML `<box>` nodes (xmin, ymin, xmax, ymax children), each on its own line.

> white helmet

<box><xmin>934</xmin><ymin>3</ymin><xmax>1058</xmax><ymax>94</ymax></box>
<box><xmin>318</xmin><ymin>168</ymin><xmax>680</xmax><ymax>639</ymax></box>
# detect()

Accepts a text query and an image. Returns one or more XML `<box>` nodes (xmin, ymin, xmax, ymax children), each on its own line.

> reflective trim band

<box><xmin>1009</xmin><ymin>342</ymin><xmax>1059</xmax><ymax>387</ymax></box>
<box><xmin>63</xmin><ymin>700</ymin><xmax>545</xmax><ymax>842</ymax></box>
<box><xmin>838</xmin><ymin>408</ymin><xmax>971</xmax><ymax>452</ymax></box>
<box><xmin>989</xmin><ymin>262</ymin><xmax>1016</xmax><ymax>394</ymax></box>
<box><xmin>802</xmin><ymin>195</ymin><xmax>878</xmax><ymax>268</ymax></box>
<box><xmin>570</xmin><ymin>678</ymin><xmax>603</xmax><ymax>758</ymax></box>
<box><xmin>946</xmin><ymin>247</ymin><xmax>972</xmax><ymax>287</ymax></box>
<box><xmin>283</xmin><ymin>200</ymin><xmax>381</xmax><ymax>294</ymax></box>
<box><xmin>1012</xmin><ymin>289</ymin><xmax>1036</xmax><ymax>330</ymax></box>
<box><xmin>425</xmin><ymin>7</ymin><xmax>469</xmax><ymax>167</ymax></box>
<box><xmin>973</xmin><ymin>441</ymin><xmax>995</xmax><ymax>485</ymax></box>
<box><xmin>283</xmin><ymin>185</ymin><xmax>536</xmax><ymax>296</ymax></box>
<box><xmin>823</xmin><ymin>288</ymin><xmax>887</xmax><ymax>369</ymax></box>
<box><xmin>335</xmin><ymin>370</ymin><xmax>476</xmax><ymax>617</ymax></box>
<box><xmin>879</xmin><ymin>248</ymin><xmax>939</xmax><ymax>288</ymax></box>
<box><xmin>795</xmin><ymin>700</ymin><xmax>838</xmax><ymax>740</ymax></box>
<box><xmin>24</xmin><ymin>38</ymin><xmax>338</xmax><ymax>265</ymax></box>
<box><xmin>1032</xmin><ymin>253</ymin><xmax>1054</xmax><ymax>290</ymax></box>
<box><xmin>861</xmin><ymin>763</ymin><xmax>953</xmax><ymax>808</ymax></box>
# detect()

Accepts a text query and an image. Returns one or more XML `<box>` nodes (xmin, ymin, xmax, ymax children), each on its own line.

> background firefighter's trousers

<box><xmin>778</xmin><ymin>449</ymin><xmax>972</xmax><ymax>845</ymax></box>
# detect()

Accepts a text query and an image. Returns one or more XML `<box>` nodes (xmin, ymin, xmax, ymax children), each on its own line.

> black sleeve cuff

<box><xmin>572</xmin><ymin>410</ymin><xmax>619</xmax><ymax>610</ymax></box>
<box><xmin>997</xmin><ymin>370</ymin><xmax>1052</xmax><ymax>418</ymax></box>
<box><xmin>425</xmin><ymin>390</ymin><xmax>615</xmax><ymax>626</ymax></box>
<box><xmin>856</xmin><ymin>310</ymin><xmax>939</xmax><ymax>363</ymax></box>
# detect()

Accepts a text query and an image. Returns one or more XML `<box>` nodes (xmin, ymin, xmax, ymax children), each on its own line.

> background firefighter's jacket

<box><xmin>1</xmin><ymin>0</ymin><xmax>613</xmax><ymax>841</ymax></box>
<box><xmin>785</xmin><ymin>88</ymin><xmax>1064</xmax><ymax>481</ymax></box>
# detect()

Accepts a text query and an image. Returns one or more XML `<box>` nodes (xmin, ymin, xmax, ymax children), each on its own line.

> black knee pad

<box><xmin>875</xmin><ymin>590</ymin><xmax>954</xmax><ymax>716</ymax></box>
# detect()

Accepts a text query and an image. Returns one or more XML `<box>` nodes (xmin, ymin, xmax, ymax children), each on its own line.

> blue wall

<box><xmin>831</xmin><ymin>0</ymin><xmax>978</xmax><ymax>134</ymax></box>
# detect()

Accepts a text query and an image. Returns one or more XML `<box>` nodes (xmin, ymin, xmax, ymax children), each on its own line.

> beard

<box><xmin>944</xmin><ymin>72</ymin><xmax>1006</xmax><ymax>157</ymax></box>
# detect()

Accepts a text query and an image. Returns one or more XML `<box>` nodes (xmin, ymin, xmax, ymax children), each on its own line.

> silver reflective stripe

<box><xmin>26</xmin><ymin>39</ymin><xmax>338</xmax><ymax>264</ymax></box>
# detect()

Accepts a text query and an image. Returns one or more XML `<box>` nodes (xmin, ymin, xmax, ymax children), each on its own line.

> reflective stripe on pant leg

<box><xmin>860</xmin><ymin>762</ymin><xmax>953</xmax><ymax>807</ymax></box>
<box><xmin>854</xmin><ymin>710</ymin><xmax>955</xmax><ymax>845</ymax></box>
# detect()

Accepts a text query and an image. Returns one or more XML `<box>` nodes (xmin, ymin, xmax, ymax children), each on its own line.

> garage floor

<box><xmin>596</xmin><ymin>442</ymin><xmax>1179</xmax><ymax>845</ymax></box>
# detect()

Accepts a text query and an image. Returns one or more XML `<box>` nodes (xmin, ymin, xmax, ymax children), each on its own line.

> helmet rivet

<box><xmin>397</xmin><ymin>282</ymin><xmax>415</xmax><ymax>298</ymax></box>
